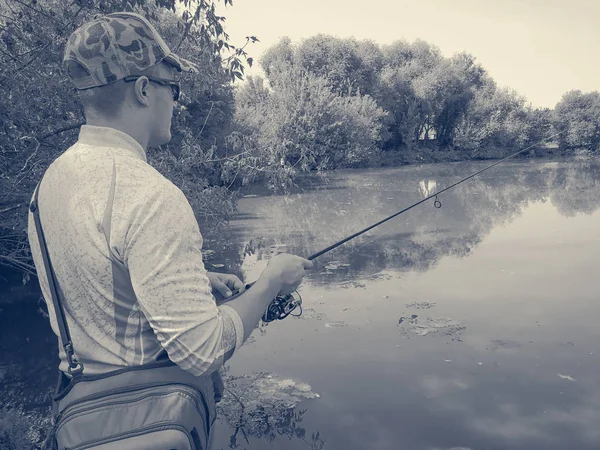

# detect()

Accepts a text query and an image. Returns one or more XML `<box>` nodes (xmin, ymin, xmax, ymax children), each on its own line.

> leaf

<box><xmin>247</xmin><ymin>57</ymin><xmax>253</xmax><ymax>67</ymax></box>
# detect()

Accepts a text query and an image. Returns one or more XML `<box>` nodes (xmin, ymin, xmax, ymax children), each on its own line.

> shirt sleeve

<box><xmin>119</xmin><ymin>176</ymin><xmax>242</xmax><ymax>376</ymax></box>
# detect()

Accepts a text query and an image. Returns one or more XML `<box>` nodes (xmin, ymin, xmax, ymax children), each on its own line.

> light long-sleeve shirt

<box><xmin>27</xmin><ymin>125</ymin><xmax>243</xmax><ymax>377</ymax></box>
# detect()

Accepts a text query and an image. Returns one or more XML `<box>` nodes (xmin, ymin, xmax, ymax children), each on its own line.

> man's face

<box><xmin>147</xmin><ymin>63</ymin><xmax>177</xmax><ymax>148</ymax></box>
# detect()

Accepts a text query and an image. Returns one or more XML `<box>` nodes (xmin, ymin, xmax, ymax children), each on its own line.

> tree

<box><xmin>0</xmin><ymin>0</ymin><xmax>252</xmax><ymax>273</ymax></box>
<box><xmin>229</xmin><ymin>63</ymin><xmax>386</xmax><ymax>189</ymax></box>
<box><xmin>554</xmin><ymin>90</ymin><xmax>600</xmax><ymax>151</ymax></box>
<box><xmin>454</xmin><ymin>79</ymin><xmax>531</xmax><ymax>153</ymax></box>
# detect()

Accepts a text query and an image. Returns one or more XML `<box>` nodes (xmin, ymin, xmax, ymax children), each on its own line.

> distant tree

<box><xmin>376</xmin><ymin>66</ymin><xmax>423</xmax><ymax>149</ymax></box>
<box><xmin>454</xmin><ymin>79</ymin><xmax>531</xmax><ymax>153</ymax></box>
<box><xmin>526</xmin><ymin>107</ymin><xmax>555</xmax><ymax>147</ymax></box>
<box><xmin>234</xmin><ymin>75</ymin><xmax>270</xmax><ymax>108</ymax></box>
<box><xmin>229</xmin><ymin>64</ymin><xmax>386</xmax><ymax>189</ymax></box>
<box><xmin>430</xmin><ymin>53</ymin><xmax>486</xmax><ymax>147</ymax></box>
<box><xmin>378</xmin><ymin>41</ymin><xmax>485</xmax><ymax>149</ymax></box>
<box><xmin>554</xmin><ymin>90</ymin><xmax>600</xmax><ymax>151</ymax></box>
<box><xmin>261</xmin><ymin>35</ymin><xmax>384</xmax><ymax>98</ymax></box>
<box><xmin>260</xmin><ymin>36</ymin><xmax>295</xmax><ymax>79</ymax></box>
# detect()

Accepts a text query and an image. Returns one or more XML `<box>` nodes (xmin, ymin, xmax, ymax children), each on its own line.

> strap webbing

<box><xmin>30</xmin><ymin>181</ymin><xmax>83</xmax><ymax>377</ymax></box>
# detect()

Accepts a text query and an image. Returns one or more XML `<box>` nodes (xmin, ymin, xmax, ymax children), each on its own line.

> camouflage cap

<box><xmin>63</xmin><ymin>12</ymin><xmax>198</xmax><ymax>90</ymax></box>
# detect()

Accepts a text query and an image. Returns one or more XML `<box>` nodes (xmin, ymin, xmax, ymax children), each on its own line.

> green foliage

<box><xmin>554</xmin><ymin>90</ymin><xmax>600</xmax><ymax>151</ymax></box>
<box><xmin>229</xmin><ymin>64</ymin><xmax>386</xmax><ymax>189</ymax></box>
<box><xmin>0</xmin><ymin>406</ymin><xmax>54</xmax><ymax>450</ymax></box>
<box><xmin>0</xmin><ymin>0</ymin><xmax>250</xmax><ymax>273</ymax></box>
<box><xmin>454</xmin><ymin>80</ymin><xmax>532</xmax><ymax>153</ymax></box>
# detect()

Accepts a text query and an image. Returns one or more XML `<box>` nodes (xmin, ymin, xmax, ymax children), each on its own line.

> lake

<box><xmin>2</xmin><ymin>157</ymin><xmax>600</xmax><ymax>449</ymax></box>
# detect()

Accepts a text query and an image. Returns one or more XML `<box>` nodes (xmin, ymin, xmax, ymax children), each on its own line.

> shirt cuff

<box><xmin>218</xmin><ymin>304</ymin><xmax>244</xmax><ymax>352</ymax></box>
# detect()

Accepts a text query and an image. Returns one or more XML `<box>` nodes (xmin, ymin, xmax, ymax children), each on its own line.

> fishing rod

<box><xmin>236</xmin><ymin>131</ymin><xmax>567</xmax><ymax>322</ymax></box>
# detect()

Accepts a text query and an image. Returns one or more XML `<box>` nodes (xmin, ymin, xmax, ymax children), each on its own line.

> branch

<box><xmin>0</xmin><ymin>203</ymin><xmax>23</xmax><ymax>214</ymax></box>
<box><xmin>0</xmin><ymin>255</ymin><xmax>36</xmax><ymax>273</ymax></box>
<box><xmin>190</xmin><ymin>101</ymin><xmax>215</xmax><ymax>145</ymax></box>
<box><xmin>37</xmin><ymin>121</ymin><xmax>84</xmax><ymax>141</ymax></box>
<box><xmin>9</xmin><ymin>0</ymin><xmax>56</xmax><ymax>21</ymax></box>
<box><xmin>19</xmin><ymin>137</ymin><xmax>39</xmax><ymax>172</ymax></box>
<box><xmin>0</xmin><ymin>3</ymin><xmax>84</xmax><ymax>84</ymax></box>
<box><xmin>0</xmin><ymin>40</ymin><xmax>52</xmax><ymax>84</ymax></box>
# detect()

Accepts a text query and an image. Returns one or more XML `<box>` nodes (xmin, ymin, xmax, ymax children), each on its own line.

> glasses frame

<box><xmin>123</xmin><ymin>75</ymin><xmax>180</xmax><ymax>101</ymax></box>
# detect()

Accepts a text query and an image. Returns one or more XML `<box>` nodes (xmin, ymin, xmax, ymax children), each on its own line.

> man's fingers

<box><xmin>302</xmin><ymin>259</ymin><xmax>314</xmax><ymax>270</ymax></box>
<box><xmin>213</xmin><ymin>278</ymin><xmax>232</xmax><ymax>297</ymax></box>
<box><xmin>223</xmin><ymin>275</ymin><xmax>245</xmax><ymax>293</ymax></box>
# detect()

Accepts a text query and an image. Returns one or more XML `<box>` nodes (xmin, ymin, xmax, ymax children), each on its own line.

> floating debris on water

<box><xmin>398</xmin><ymin>316</ymin><xmax>465</xmax><ymax>339</ymax></box>
<box><xmin>399</xmin><ymin>314</ymin><xmax>418</xmax><ymax>324</ymax></box>
<box><xmin>325</xmin><ymin>321</ymin><xmax>347</xmax><ymax>328</ymax></box>
<box><xmin>339</xmin><ymin>281</ymin><xmax>367</xmax><ymax>289</ymax></box>
<box><xmin>218</xmin><ymin>371</ymin><xmax>320</xmax><ymax>440</ymax></box>
<box><xmin>557</xmin><ymin>374</ymin><xmax>577</xmax><ymax>382</ymax></box>
<box><xmin>202</xmin><ymin>249</ymin><xmax>215</xmax><ymax>258</ymax></box>
<box><xmin>242</xmin><ymin>194</ymin><xmax>259</xmax><ymax>197</ymax></box>
<box><xmin>405</xmin><ymin>301</ymin><xmax>437</xmax><ymax>310</ymax></box>
<box><xmin>489</xmin><ymin>339</ymin><xmax>521</xmax><ymax>351</ymax></box>
<box><xmin>323</xmin><ymin>261</ymin><xmax>351</xmax><ymax>271</ymax></box>
<box><xmin>298</xmin><ymin>307</ymin><xmax>326</xmax><ymax>321</ymax></box>
<box><xmin>211</xmin><ymin>263</ymin><xmax>225</xmax><ymax>268</ymax></box>
<box><xmin>443</xmin><ymin>359</ymin><xmax>452</xmax><ymax>363</ymax></box>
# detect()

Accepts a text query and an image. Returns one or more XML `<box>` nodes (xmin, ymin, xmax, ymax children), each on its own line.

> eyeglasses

<box><xmin>123</xmin><ymin>75</ymin><xmax>180</xmax><ymax>101</ymax></box>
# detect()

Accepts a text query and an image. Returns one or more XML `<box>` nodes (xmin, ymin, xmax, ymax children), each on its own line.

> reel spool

<box><xmin>262</xmin><ymin>291</ymin><xmax>303</xmax><ymax>322</ymax></box>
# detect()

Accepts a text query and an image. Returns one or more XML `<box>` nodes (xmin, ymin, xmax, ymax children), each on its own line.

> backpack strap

<box><xmin>30</xmin><ymin>181</ymin><xmax>84</xmax><ymax>377</ymax></box>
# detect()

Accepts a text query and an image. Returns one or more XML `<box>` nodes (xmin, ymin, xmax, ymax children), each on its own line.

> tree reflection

<box><xmin>216</xmin><ymin>369</ymin><xmax>325</xmax><ymax>450</ymax></box>
<box><xmin>220</xmin><ymin>408</ymin><xmax>325</xmax><ymax>450</ymax></box>
<box><xmin>221</xmin><ymin>160</ymin><xmax>600</xmax><ymax>283</ymax></box>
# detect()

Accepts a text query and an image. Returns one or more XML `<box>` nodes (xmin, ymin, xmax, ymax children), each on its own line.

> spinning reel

<box><xmin>262</xmin><ymin>291</ymin><xmax>303</xmax><ymax>322</ymax></box>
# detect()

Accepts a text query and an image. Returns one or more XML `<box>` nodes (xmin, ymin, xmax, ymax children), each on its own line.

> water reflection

<box><xmin>212</xmin><ymin>159</ymin><xmax>600</xmax><ymax>449</ymax></box>
<box><xmin>216</xmin><ymin>408</ymin><xmax>325</xmax><ymax>450</ymax></box>
<box><xmin>5</xmin><ymin>159</ymin><xmax>600</xmax><ymax>449</ymax></box>
<box><xmin>225</xmin><ymin>160</ymin><xmax>600</xmax><ymax>284</ymax></box>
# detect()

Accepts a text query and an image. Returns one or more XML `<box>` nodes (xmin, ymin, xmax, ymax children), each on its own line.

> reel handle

<box><xmin>216</xmin><ymin>282</ymin><xmax>302</xmax><ymax>322</ymax></box>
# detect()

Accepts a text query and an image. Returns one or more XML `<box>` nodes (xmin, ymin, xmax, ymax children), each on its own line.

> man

<box><xmin>27</xmin><ymin>11</ymin><xmax>312</xmax><ymax>448</ymax></box>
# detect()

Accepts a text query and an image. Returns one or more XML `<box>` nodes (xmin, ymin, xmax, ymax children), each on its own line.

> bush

<box><xmin>228</xmin><ymin>66</ymin><xmax>386</xmax><ymax>190</ymax></box>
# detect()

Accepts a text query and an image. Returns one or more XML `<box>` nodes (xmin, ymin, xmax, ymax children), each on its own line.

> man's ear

<box><xmin>134</xmin><ymin>77</ymin><xmax>151</xmax><ymax>106</ymax></box>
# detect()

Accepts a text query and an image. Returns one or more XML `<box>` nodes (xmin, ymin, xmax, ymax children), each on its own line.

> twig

<box><xmin>19</xmin><ymin>138</ymin><xmax>40</xmax><ymax>172</ymax></box>
<box><xmin>9</xmin><ymin>0</ymin><xmax>56</xmax><ymax>21</ymax></box>
<box><xmin>224</xmin><ymin>387</ymin><xmax>246</xmax><ymax>411</ymax></box>
<box><xmin>0</xmin><ymin>40</ymin><xmax>52</xmax><ymax>83</ymax></box>
<box><xmin>0</xmin><ymin>255</ymin><xmax>36</xmax><ymax>272</ymax></box>
<box><xmin>202</xmin><ymin>148</ymin><xmax>253</xmax><ymax>163</ymax></box>
<box><xmin>0</xmin><ymin>2</ymin><xmax>84</xmax><ymax>84</ymax></box>
<box><xmin>190</xmin><ymin>101</ymin><xmax>215</xmax><ymax>146</ymax></box>
<box><xmin>37</xmin><ymin>121</ymin><xmax>84</xmax><ymax>141</ymax></box>
<box><xmin>14</xmin><ymin>44</ymin><xmax>46</xmax><ymax>58</ymax></box>
<box><xmin>0</xmin><ymin>203</ymin><xmax>23</xmax><ymax>214</ymax></box>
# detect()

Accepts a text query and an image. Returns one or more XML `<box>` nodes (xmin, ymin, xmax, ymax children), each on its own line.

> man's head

<box><xmin>64</xmin><ymin>12</ymin><xmax>198</xmax><ymax>148</ymax></box>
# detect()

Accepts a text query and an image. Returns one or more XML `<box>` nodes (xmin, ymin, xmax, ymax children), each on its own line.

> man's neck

<box><xmin>85</xmin><ymin>118</ymin><xmax>148</xmax><ymax>150</ymax></box>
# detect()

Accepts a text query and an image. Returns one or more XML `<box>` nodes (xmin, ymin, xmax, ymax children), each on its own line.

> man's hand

<box><xmin>263</xmin><ymin>253</ymin><xmax>313</xmax><ymax>296</ymax></box>
<box><xmin>207</xmin><ymin>271</ymin><xmax>245</xmax><ymax>299</ymax></box>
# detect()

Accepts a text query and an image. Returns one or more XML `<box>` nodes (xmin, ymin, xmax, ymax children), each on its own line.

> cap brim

<box><xmin>164</xmin><ymin>53</ymin><xmax>199</xmax><ymax>73</ymax></box>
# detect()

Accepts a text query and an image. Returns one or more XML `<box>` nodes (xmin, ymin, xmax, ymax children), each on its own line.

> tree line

<box><xmin>0</xmin><ymin>0</ymin><xmax>598</xmax><ymax>276</ymax></box>
<box><xmin>231</xmin><ymin>35</ymin><xmax>600</xmax><ymax>188</ymax></box>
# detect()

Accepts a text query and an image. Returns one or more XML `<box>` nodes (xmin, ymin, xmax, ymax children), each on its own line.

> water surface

<box><xmin>2</xmin><ymin>158</ymin><xmax>600</xmax><ymax>450</ymax></box>
<box><xmin>209</xmin><ymin>158</ymin><xmax>600</xmax><ymax>450</ymax></box>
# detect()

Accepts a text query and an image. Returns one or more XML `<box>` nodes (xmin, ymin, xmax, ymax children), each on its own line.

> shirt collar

<box><xmin>78</xmin><ymin>125</ymin><xmax>147</xmax><ymax>162</ymax></box>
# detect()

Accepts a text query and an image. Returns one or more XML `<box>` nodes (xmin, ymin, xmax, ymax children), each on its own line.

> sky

<box><xmin>212</xmin><ymin>0</ymin><xmax>599</xmax><ymax>109</ymax></box>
